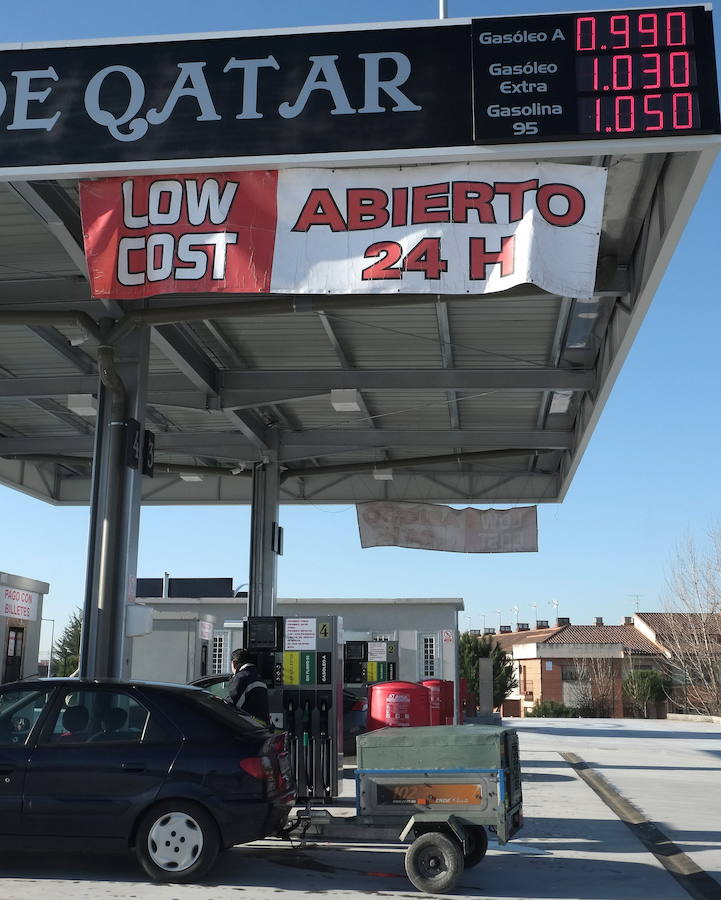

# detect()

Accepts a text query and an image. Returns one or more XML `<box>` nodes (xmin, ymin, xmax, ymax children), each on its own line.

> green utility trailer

<box><xmin>286</xmin><ymin>724</ymin><xmax>523</xmax><ymax>894</ymax></box>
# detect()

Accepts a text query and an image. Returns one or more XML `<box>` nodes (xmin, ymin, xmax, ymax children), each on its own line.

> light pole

<box><xmin>551</xmin><ymin>598</ymin><xmax>559</xmax><ymax>622</ymax></box>
<box><xmin>496</xmin><ymin>609</ymin><xmax>502</xmax><ymax>631</ymax></box>
<box><xmin>41</xmin><ymin>618</ymin><xmax>55</xmax><ymax>677</ymax></box>
<box><xmin>512</xmin><ymin>605</ymin><xmax>519</xmax><ymax>628</ymax></box>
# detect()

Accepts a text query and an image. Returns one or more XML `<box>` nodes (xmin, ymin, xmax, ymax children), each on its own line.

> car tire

<box><xmin>404</xmin><ymin>831</ymin><xmax>463</xmax><ymax>894</ymax></box>
<box><xmin>135</xmin><ymin>800</ymin><xmax>220</xmax><ymax>883</ymax></box>
<box><xmin>463</xmin><ymin>825</ymin><xmax>488</xmax><ymax>868</ymax></box>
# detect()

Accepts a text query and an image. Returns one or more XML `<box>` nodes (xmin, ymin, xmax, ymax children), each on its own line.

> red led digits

<box><xmin>638</xmin><ymin>13</ymin><xmax>658</xmax><ymax>46</ymax></box>
<box><xmin>641</xmin><ymin>53</ymin><xmax>662</xmax><ymax>89</ymax></box>
<box><xmin>581</xmin><ymin>92</ymin><xmax>699</xmax><ymax>133</ymax></box>
<box><xmin>667</xmin><ymin>11</ymin><xmax>687</xmax><ymax>45</ymax></box>
<box><xmin>577</xmin><ymin>52</ymin><xmax>695</xmax><ymax>93</ymax></box>
<box><xmin>575</xmin><ymin>9</ymin><xmax>700</xmax><ymax>134</ymax></box>
<box><xmin>576</xmin><ymin>17</ymin><xmax>596</xmax><ymax>51</ymax></box>
<box><xmin>670</xmin><ymin>51</ymin><xmax>691</xmax><ymax>87</ymax></box>
<box><xmin>643</xmin><ymin>94</ymin><xmax>664</xmax><ymax>130</ymax></box>
<box><xmin>576</xmin><ymin>10</ymin><xmax>690</xmax><ymax>50</ymax></box>
<box><xmin>610</xmin><ymin>15</ymin><xmax>631</xmax><ymax>49</ymax></box>
<box><xmin>612</xmin><ymin>55</ymin><xmax>633</xmax><ymax>90</ymax></box>
<box><xmin>673</xmin><ymin>93</ymin><xmax>694</xmax><ymax>127</ymax></box>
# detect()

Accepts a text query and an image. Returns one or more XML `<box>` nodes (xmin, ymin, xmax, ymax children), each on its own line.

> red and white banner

<box><xmin>80</xmin><ymin>163</ymin><xmax>606</xmax><ymax>301</ymax></box>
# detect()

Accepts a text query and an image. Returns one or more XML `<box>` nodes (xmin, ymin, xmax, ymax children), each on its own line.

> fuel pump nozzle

<box><xmin>283</xmin><ymin>692</ymin><xmax>299</xmax><ymax>787</ymax></box>
<box><xmin>302</xmin><ymin>697</ymin><xmax>314</xmax><ymax>797</ymax></box>
<box><xmin>318</xmin><ymin>695</ymin><xmax>331</xmax><ymax>800</ymax></box>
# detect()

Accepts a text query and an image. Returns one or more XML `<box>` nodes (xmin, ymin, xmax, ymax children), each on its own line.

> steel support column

<box><xmin>79</xmin><ymin>379</ymin><xmax>111</xmax><ymax>678</ymax></box>
<box><xmin>248</xmin><ymin>451</ymin><xmax>280</xmax><ymax>617</ymax></box>
<box><xmin>80</xmin><ymin>326</ymin><xmax>150</xmax><ymax>678</ymax></box>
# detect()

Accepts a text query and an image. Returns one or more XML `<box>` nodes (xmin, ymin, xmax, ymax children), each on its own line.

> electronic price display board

<box><xmin>472</xmin><ymin>6</ymin><xmax>720</xmax><ymax>143</ymax></box>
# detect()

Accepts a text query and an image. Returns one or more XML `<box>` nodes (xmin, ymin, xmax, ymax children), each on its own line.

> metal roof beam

<box><xmin>0</xmin><ymin>277</ymin><xmax>90</xmax><ymax>304</ymax></box>
<box><xmin>282</xmin><ymin>448</ymin><xmax>543</xmax><ymax>481</ymax></box>
<box><xmin>317</xmin><ymin>311</ymin><xmax>375</xmax><ymax>425</ymax></box>
<box><xmin>27</xmin><ymin>325</ymin><xmax>96</xmax><ymax>374</ymax></box>
<box><xmin>435</xmin><ymin>300</ymin><xmax>460</xmax><ymax>430</ymax></box>
<box><xmin>223</xmin><ymin>409</ymin><xmax>270</xmax><ymax>453</ymax></box>
<box><xmin>278</xmin><ymin>429</ymin><xmax>572</xmax><ymax>454</ymax></box>
<box><xmin>0</xmin><ymin>368</ymin><xmax>594</xmax><ymax>399</ymax></box>
<box><xmin>151</xmin><ymin>324</ymin><xmax>220</xmax><ymax>396</ymax></box>
<box><xmin>201</xmin><ymin>319</ymin><xmax>247</xmax><ymax>368</ymax></box>
<box><xmin>0</xmin><ymin>428</ymin><xmax>572</xmax><ymax>458</ymax></box>
<box><xmin>195</xmin><ymin>319</ymin><xmax>301</xmax><ymax>432</ymax></box>
<box><xmin>220</xmin><ymin>368</ymin><xmax>594</xmax><ymax>392</ymax></box>
<box><xmin>7</xmin><ymin>181</ymin><xmax>88</xmax><ymax>277</ymax></box>
<box><xmin>27</xmin><ymin>398</ymin><xmax>92</xmax><ymax>434</ymax></box>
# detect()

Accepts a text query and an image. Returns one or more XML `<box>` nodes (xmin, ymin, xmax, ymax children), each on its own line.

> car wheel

<box><xmin>404</xmin><ymin>831</ymin><xmax>463</xmax><ymax>893</ymax></box>
<box><xmin>135</xmin><ymin>800</ymin><xmax>220</xmax><ymax>883</ymax></box>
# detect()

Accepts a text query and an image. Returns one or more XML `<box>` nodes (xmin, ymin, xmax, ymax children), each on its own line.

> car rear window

<box><xmin>183</xmin><ymin>690</ymin><xmax>270</xmax><ymax>737</ymax></box>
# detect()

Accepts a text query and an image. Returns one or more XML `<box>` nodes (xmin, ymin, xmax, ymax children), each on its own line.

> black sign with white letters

<box><xmin>0</xmin><ymin>26</ymin><xmax>471</xmax><ymax>169</ymax></box>
<box><xmin>0</xmin><ymin>8</ymin><xmax>716</xmax><ymax>172</ymax></box>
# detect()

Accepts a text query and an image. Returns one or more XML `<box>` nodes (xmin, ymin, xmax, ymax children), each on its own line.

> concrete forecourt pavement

<box><xmin>0</xmin><ymin>717</ymin><xmax>719</xmax><ymax>900</ymax></box>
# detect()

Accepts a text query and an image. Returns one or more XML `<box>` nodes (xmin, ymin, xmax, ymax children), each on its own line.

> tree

<box><xmin>51</xmin><ymin>608</ymin><xmax>82</xmax><ymax>676</ymax></box>
<box><xmin>623</xmin><ymin>669</ymin><xmax>667</xmax><ymax>718</ymax></box>
<box><xmin>566</xmin><ymin>657</ymin><xmax>617</xmax><ymax>717</ymax></box>
<box><xmin>662</xmin><ymin>529</ymin><xmax>721</xmax><ymax>717</ymax></box>
<box><xmin>459</xmin><ymin>632</ymin><xmax>517</xmax><ymax>709</ymax></box>
<box><xmin>526</xmin><ymin>699</ymin><xmax>574</xmax><ymax>718</ymax></box>
<box><xmin>459</xmin><ymin>631</ymin><xmax>483</xmax><ymax>701</ymax></box>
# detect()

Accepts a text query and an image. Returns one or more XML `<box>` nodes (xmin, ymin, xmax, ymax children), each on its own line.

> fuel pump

<box><xmin>243</xmin><ymin>615</ymin><xmax>343</xmax><ymax>801</ymax></box>
<box><xmin>344</xmin><ymin>639</ymin><xmax>399</xmax><ymax>698</ymax></box>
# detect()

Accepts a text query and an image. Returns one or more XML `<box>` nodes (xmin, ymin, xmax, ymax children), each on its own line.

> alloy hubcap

<box><xmin>147</xmin><ymin>812</ymin><xmax>203</xmax><ymax>871</ymax></box>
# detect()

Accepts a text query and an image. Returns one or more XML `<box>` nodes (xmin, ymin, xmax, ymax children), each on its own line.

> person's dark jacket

<box><xmin>228</xmin><ymin>663</ymin><xmax>270</xmax><ymax>724</ymax></box>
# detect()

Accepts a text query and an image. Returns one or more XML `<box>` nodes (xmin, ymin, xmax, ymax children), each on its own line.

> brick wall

<box><xmin>540</xmin><ymin>656</ymin><xmax>564</xmax><ymax>705</ymax></box>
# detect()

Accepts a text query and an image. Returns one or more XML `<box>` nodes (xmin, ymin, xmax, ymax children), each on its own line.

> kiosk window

<box><xmin>421</xmin><ymin>635</ymin><xmax>437</xmax><ymax>678</ymax></box>
<box><xmin>212</xmin><ymin>630</ymin><xmax>229</xmax><ymax>674</ymax></box>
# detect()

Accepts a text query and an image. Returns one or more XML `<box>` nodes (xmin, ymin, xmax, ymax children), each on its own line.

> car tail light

<box><xmin>351</xmin><ymin>698</ymin><xmax>368</xmax><ymax>711</ymax></box>
<box><xmin>239</xmin><ymin>755</ymin><xmax>276</xmax><ymax>791</ymax></box>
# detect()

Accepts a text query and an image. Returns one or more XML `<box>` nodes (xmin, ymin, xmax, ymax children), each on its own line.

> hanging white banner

<box><xmin>271</xmin><ymin>161</ymin><xmax>607</xmax><ymax>298</ymax></box>
<box><xmin>357</xmin><ymin>501</ymin><xmax>538</xmax><ymax>553</ymax></box>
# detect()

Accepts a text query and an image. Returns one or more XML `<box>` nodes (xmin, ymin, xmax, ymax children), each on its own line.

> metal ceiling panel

<box><xmin>0</xmin><ymin>137</ymin><xmax>718</xmax><ymax>505</ymax></box>
<box><xmin>215</xmin><ymin>316</ymin><xmax>341</xmax><ymax>369</ymax></box>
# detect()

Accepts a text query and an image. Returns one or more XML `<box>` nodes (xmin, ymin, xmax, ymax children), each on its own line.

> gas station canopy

<box><xmin>0</xmin><ymin>10</ymin><xmax>718</xmax><ymax>507</ymax></box>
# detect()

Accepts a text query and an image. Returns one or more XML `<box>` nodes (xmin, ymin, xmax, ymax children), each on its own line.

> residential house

<box><xmin>493</xmin><ymin>616</ymin><xmax>666</xmax><ymax>717</ymax></box>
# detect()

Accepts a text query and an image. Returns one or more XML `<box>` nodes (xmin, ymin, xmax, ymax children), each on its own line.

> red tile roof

<box><xmin>635</xmin><ymin>612</ymin><xmax>721</xmax><ymax>650</ymax></box>
<box><xmin>492</xmin><ymin>627</ymin><xmax>563</xmax><ymax>650</ymax></box>
<box><xmin>544</xmin><ymin>625</ymin><xmax>662</xmax><ymax>654</ymax></box>
<box><xmin>491</xmin><ymin>623</ymin><xmax>663</xmax><ymax>655</ymax></box>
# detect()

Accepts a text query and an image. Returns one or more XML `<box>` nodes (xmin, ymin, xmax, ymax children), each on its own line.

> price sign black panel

<box><xmin>472</xmin><ymin>6</ymin><xmax>720</xmax><ymax>142</ymax></box>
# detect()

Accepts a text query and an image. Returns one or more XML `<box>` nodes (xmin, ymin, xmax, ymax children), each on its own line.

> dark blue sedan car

<box><xmin>0</xmin><ymin>678</ymin><xmax>295</xmax><ymax>882</ymax></box>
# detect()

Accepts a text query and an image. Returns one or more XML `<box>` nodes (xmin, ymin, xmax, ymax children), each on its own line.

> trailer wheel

<box><xmin>463</xmin><ymin>825</ymin><xmax>488</xmax><ymax>868</ymax></box>
<box><xmin>405</xmin><ymin>831</ymin><xmax>463</xmax><ymax>893</ymax></box>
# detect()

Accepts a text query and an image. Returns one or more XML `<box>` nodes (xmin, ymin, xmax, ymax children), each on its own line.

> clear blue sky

<box><xmin>1</xmin><ymin>0</ymin><xmax>720</xmax><ymax>650</ymax></box>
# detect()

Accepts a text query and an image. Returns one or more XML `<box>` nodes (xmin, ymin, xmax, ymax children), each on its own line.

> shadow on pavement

<box><xmin>0</xmin><ymin>831</ymin><xmax>703</xmax><ymax>898</ymax></box>
<box><xmin>511</xmin><ymin>720</ymin><xmax>721</xmax><ymax>742</ymax></box>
